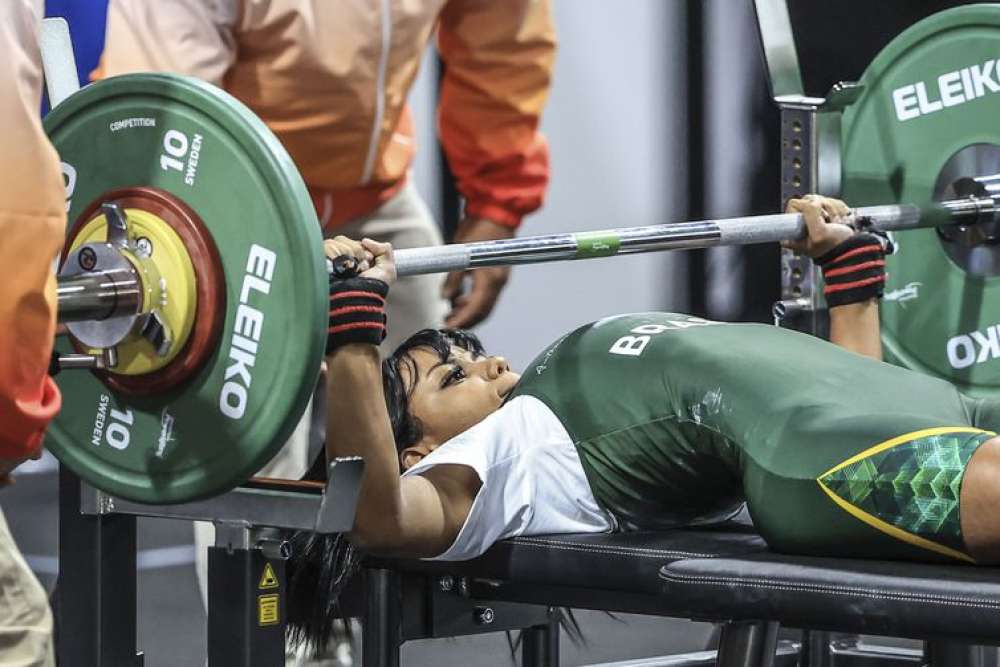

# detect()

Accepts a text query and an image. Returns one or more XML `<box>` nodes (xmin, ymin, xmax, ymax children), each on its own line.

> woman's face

<box><xmin>400</xmin><ymin>345</ymin><xmax>520</xmax><ymax>468</ymax></box>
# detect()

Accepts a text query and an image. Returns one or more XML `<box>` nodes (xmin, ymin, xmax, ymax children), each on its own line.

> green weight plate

<box><xmin>841</xmin><ymin>4</ymin><xmax>1000</xmax><ymax>397</ymax></box>
<box><xmin>45</xmin><ymin>74</ymin><xmax>326</xmax><ymax>503</ymax></box>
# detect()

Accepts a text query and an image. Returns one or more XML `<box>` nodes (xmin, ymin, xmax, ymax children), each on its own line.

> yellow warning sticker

<box><xmin>258</xmin><ymin>594</ymin><xmax>279</xmax><ymax>626</ymax></box>
<box><xmin>259</xmin><ymin>563</ymin><xmax>279</xmax><ymax>590</ymax></box>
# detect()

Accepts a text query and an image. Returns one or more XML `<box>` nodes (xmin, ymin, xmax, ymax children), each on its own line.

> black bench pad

<box><xmin>660</xmin><ymin>550</ymin><xmax>1000</xmax><ymax>642</ymax></box>
<box><xmin>380</xmin><ymin>526</ymin><xmax>1000</xmax><ymax>642</ymax></box>
<box><xmin>379</xmin><ymin>526</ymin><xmax>767</xmax><ymax>594</ymax></box>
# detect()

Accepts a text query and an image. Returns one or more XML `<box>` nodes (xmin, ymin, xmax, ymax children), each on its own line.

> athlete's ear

<box><xmin>400</xmin><ymin>445</ymin><xmax>430</xmax><ymax>471</ymax></box>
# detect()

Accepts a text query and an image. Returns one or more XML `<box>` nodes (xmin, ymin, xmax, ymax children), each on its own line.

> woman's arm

<box><xmin>783</xmin><ymin>195</ymin><xmax>884</xmax><ymax>359</ymax></box>
<box><xmin>828</xmin><ymin>300</ymin><xmax>882</xmax><ymax>360</ymax></box>
<box><xmin>324</xmin><ymin>238</ymin><xmax>478</xmax><ymax>557</ymax></box>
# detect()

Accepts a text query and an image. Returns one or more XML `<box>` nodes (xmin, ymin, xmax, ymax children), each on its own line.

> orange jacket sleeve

<box><xmin>94</xmin><ymin>0</ymin><xmax>238</xmax><ymax>85</ymax></box>
<box><xmin>0</xmin><ymin>0</ymin><xmax>66</xmax><ymax>458</ymax></box>
<box><xmin>437</xmin><ymin>0</ymin><xmax>556</xmax><ymax>229</ymax></box>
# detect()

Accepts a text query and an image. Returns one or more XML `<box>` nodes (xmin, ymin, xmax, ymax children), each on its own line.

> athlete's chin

<box><xmin>498</xmin><ymin>374</ymin><xmax>521</xmax><ymax>400</ymax></box>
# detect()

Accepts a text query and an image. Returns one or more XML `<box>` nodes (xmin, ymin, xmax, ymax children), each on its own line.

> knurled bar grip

<box><xmin>394</xmin><ymin>200</ymin><xmax>993</xmax><ymax>277</ymax></box>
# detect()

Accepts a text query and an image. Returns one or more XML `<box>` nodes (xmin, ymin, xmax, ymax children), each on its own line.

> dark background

<box><xmin>683</xmin><ymin>0</ymin><xmax>977</xmax><ymax>323</ymax></box>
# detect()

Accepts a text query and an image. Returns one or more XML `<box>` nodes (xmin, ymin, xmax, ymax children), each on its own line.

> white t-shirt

<box><xmin>402</xmin><ymin>395</ymin><xmax>614</xmax><ymax>561</ymax></box>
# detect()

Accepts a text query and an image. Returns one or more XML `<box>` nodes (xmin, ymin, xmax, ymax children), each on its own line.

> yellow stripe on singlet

<box><xmin>816</xmin><ymin>426</ymin><xmax>994</xmax><ymax>564</ymax></box>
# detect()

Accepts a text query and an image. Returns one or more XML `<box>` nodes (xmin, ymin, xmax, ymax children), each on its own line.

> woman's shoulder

<box><xmin>403</xmin><ymin>395</ymin><xmax>570</xmax><ymax>479</ymax></box>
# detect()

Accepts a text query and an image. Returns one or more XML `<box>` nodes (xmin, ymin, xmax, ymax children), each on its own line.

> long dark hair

<box><xmin>286</xmin><ymin>329</ymin><xmax>485</xmax><ymax>654</ymax></box>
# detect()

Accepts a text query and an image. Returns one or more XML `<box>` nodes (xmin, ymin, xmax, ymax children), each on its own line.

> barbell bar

<box><xmin>392</xmin><ymin>197</ymin><xmax>996</xmax><ymax>276</ymax></box>
<box><xmin>58</xmin><ymin>192</ymin><xmax>999</xmax><ymax>317</ymax></box>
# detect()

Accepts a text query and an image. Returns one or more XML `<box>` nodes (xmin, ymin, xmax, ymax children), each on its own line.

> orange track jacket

<box><xmin>97</xmin><ymin>0</ymin><xmax>556</xmax><ymax>229</ymax></box>
<box><xmin>0</xmin><ymin>0</ymin><xmax>65</xmax><ymax>459</ymax></box>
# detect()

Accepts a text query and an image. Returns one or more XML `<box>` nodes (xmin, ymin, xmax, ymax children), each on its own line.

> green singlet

<box><xmin>506</xmin><ymin>313</ymin><xmax>999</xmax><ymax>563</ymax></box>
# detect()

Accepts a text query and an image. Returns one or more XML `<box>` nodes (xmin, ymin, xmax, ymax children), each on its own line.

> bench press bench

<box><xmin>354</xmin><ymin>519</ymin><xmax>1000</xmax><ymax>666</ymax></box>
<box><xmin>58</xmin><ymin>468</ymin><xmax>1000</xmax><ymax>666</ymax></box>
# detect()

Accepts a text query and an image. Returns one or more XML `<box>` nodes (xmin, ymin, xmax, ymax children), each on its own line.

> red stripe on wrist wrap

<box><xmin>815</xmin><ymin>233</ymin><xmax>888</xmax><ymax>308</ymax></box>
<box><xmin>326</xmin><ymin>276</ymin><xmax>389</xmax><ymax>353</ymax></box>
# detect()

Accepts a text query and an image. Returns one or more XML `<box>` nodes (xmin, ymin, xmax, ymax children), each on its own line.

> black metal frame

<box><xmin>342</xmin><ymin>568</ymin><xmax>558</xmax><ymax>667</ymax></box>
<box><xmin>685</xmin><ymin>0</ymin><xmax>709</xmax><ymax>319</ymax></box>
<box><xmin>345</xmin><ymin>568</ymin><xmax>815</xmax><ymax>667</ymax></box>
<box><xmin>55</xmin><ymin>463</ymin><xmax>364</xmax><ymax>667</ymax></box>
<box><xmin>206</xmin><ymin>545</ymin><xmax>287</xmax><ymax>666</ymax></box>
<box><xmin>56</xmin><ymin>467</ymin><xmax>292</xmax><ymax>667</ymax></box>
<box><xmin>58</xmin><ymin>471</ymin><xmax>1000</xmax><ymax>667</ymax></box>
<box><xmin>57</xmin><ymin>467</ymin><xmax>143</xmax><ymax>666</ymax></box>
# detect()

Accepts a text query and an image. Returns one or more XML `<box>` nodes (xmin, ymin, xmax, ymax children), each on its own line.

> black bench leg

<box><xmin>361</xmin><ymin>569</ymin><xmax>401</xmax><ymax>667</ymax></box>
<box><xmin>58</xmin><ymin>466</ymin><xmax>143</xmax><ymax>666</ymax></box>
<box><xmin>521</xmin><ymin>614</ymin><xmax>560</xmax><ymax>667</ymax></box>
<box><xmin>716</xmin><ymin>621</ymin><xmax>778</xmax><ymax>667</ymax></box>
<box><xmin>800</xmin><ymin>630</ymin><xmax>832</xmax><ymax>667</ymax></box>
<box><xmin>925</xmin><ymin>641</ymin><xmax>999</xmax><ymax>667</ymax></box>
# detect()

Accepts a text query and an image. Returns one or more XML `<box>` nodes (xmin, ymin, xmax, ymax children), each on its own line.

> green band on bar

<box><xmin>574</xmin><ymin>232</ymin><xmax>621</xmax><ymax>258</ymax></box>
<box><xmin>917</xmin><ymin>202</ymin><xmax>954</xmax><ymax>229</ymax></box>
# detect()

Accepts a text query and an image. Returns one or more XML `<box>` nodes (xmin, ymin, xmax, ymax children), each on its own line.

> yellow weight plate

<box><xmin>67</xmin><ymin>208</ymin><xmax>198</xmax><ymax>374</ymax></box>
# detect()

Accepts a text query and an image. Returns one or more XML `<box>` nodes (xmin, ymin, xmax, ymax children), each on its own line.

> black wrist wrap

<box><xmin>326</xmin><ymin>277</ymin><xmax>388</xmax><ymax>353</ymax></box>
<box><xmin>814</xmin><ymin>232</ymin><xmax>888</xmax><ymax>308</ymax></box>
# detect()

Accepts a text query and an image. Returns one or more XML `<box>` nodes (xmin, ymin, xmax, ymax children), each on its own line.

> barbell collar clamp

<box><xmin>138</xmin><ymin>311</ymin><xmax>172</xmax><ymax>358</ymax></box>
<box><xmin>53</xmin><ymin>348</ymin><xmax>118</xmax><ymax>373</ymax></box>
<box><xmin>101</xmin><ymin>201</ymin><xmax>130</xmax><ymax>249</ymax></box>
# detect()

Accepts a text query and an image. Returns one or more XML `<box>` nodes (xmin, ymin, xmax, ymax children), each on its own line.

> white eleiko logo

<box><xmin>218</xmin><ymin>244</ymin><xmax>277</xmax><ymax>420</ymax></box>
<box><xmin>883</xmin><ymin>281</ymin><xmax>922</xmax><ymax>307</ymax></box>
<box><xmin>892</xmin><ymin>58</ymin><xmax>1000</xmax><ymax>122</ymax></box>
<box><xmin>947</xmin><ymin>325</ymin><xmax>1000</xmax><ymax>370</ymax></box>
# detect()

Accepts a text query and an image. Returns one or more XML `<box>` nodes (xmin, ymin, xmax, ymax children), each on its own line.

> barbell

<box><xmin>47</xmin><ymin>5</ymin><xmax>1000</xmax><ymax>503</ymax></box>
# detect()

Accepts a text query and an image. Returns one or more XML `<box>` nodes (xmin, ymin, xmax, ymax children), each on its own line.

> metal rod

<box><xmin>51</xmin><ymin>195</ymin><xmax>999</xmax><ymax>316</ymax></box>
<box><xmin>56</xmin><ymin>268</ymin><xmax>142</xmax><ymax>323</ymax></box>
<box><xmin>394</xmin><ymin>196</ymin><xmax>997</xmax><ymax>277</ymax></box>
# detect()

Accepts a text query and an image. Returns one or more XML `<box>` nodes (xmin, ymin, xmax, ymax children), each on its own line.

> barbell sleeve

<box><xmin>393</xmin><ymin>198</ymin><xmax>996</xmax><ymax>277</ymax></box>
<box><xmin>56</xmin><ymin>268</ymin><xmax>142</xmax><ymax>323</ymax></box>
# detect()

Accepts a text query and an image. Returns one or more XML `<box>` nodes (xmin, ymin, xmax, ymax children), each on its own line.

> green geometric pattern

<box><xmin>819</xmin><ymin>431</ymin><xmax>992</xmax><ymax>553</ymax></box>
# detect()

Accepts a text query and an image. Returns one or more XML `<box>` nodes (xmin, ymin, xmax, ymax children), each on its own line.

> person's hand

<box><xmin>0</xmin><ymin>456</ymin><xmax>30</xmax><ymax>487</ymax></box>
<box><xmin>443</xmin><ymin>218</ymin><xmax>514</xmax><ymax>328</ymax></box>
<box><xmin>783</xmin><ymin>195</ymin><xmax>855</xmax><ymax>259</ymax></box>
<box><xmin>324</xmin><ymin>236</ymin><xmax>397</xmax><ymax>287</ymax></box>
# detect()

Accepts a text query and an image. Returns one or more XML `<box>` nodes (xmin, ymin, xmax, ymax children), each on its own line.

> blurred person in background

<box><xmin>96</xmin><ymin>2</ymin><xmax>556</xmax><ymax>662</ymax></box>
<box><xmin>0</xmin><ymin>1</ymin><xmax>69</xmax><ymax>664</ymax></box>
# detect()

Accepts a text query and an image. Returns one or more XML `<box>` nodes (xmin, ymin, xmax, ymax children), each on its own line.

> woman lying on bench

<box><xmin>288</xmin><ymin>195</ymin><xmax>1000</xmax><ymax>648</ymax></box>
